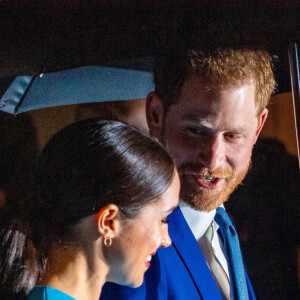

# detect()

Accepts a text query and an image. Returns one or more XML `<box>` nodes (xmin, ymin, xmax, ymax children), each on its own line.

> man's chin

<box><xmin>182</xmin><ymin>190</ymin><xmax>230</xmax><ymax>212</ymax></box>
<box><xmin>180</xmin><ymin>164</ymin><xmax>250</xmax><ymax>212</ymax></box>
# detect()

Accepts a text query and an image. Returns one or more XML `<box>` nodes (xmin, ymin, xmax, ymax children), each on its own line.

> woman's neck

<box><xmin>39</xmin><ymin>246</ymin><xmax>108</xmax><ymax>300</ymax></box>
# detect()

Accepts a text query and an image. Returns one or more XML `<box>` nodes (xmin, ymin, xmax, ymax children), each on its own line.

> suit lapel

<box><xmin>168</xmin><ymin>208</ymin><xmax>222</xmax><ymax>300</ymax></box>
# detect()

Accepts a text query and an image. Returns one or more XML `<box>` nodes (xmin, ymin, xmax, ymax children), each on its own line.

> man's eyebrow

<box><xmin>163</xmin><ymin>205</ymin><xmax>179</xmax><ymax>213</ymax></box>
<box><xmin>181</xmin><ymin>115</ymin><xmax>252</xmax><ymax>134</ymax></box>
<box><xmin>231</xmin><ymin>127</ymin><xmax>251</xmax><ymax>134</ymax></box>
<box><xmin>181</xmin><ymin>115</ymin><xmax>215</xmax><ymax>130</ymax></box>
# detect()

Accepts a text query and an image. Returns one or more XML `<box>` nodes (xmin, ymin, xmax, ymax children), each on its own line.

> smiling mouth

<box><xmin>145</xmin><ymin>252</ymin><xmax>156</xmax><ymax>268</ymax></box>
<box><xmin>200</xmin><ymin>175</ymin><xmax>217</xmax><ymax>182</ymax></box>
<box><xmin>145</xmin><ymin>255</ymin><xmax>152</xmax><ymax>268</ymax></box>
<box><xmin>193</xmin><ymin>175</ymin><xmax>224</xmax><ymax>189</ymax></box>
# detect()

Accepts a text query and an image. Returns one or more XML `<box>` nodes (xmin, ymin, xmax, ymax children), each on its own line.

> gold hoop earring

<box><xmin>104</xmin><ymin>237</ymin><xmax>112</xmax><ymax>247</ymax></box>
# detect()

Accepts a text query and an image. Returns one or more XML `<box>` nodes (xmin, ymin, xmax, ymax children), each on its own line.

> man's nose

<box><xmin>198</xmin><ymin>135</ymin><xmax>226</xmax><ymax>170</ymax></box>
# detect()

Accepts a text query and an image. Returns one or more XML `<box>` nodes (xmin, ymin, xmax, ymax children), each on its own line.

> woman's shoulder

<box><xmin>27</xmin><ymin>286</ymin><xmax>76</xmax><ymax>300</ymax></box>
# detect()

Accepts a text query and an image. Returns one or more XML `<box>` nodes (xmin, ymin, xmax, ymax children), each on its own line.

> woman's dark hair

<box><xmin>0</xmin><ymin>119</ymin><xmax>175</xmax><ymax>298</ymax></box>
<box><xmin>0</xmin><ymin>111</ymin><xmax>38</xmax><ymax>208</ymax></box>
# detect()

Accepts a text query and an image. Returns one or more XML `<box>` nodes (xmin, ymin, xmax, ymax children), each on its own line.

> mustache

<box><xmin>177</xmin><ymin>163</ymin><xmax>234</xmax><ymax>178</ymax></box>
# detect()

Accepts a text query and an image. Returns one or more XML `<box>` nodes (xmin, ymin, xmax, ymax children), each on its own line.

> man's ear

<box><xmin>146</xmin><ymin>92</ymin><xmax>164</xmax><ymax>139</ymax></box>
<box><xmin>255</xmin><ymin>108</ymin><xmax>268</xmax><ymax>143</ymax></box>
<box><xmin>96</xmin><ymin>204</ymin><xmax>119</xmax><ymax>238</ymax></box>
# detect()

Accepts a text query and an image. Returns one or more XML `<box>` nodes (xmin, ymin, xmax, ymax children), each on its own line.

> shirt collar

<box><xmin>179</xmin><ymin>201</ymin><xmax>216</xmax><ymax>240</ymax></box>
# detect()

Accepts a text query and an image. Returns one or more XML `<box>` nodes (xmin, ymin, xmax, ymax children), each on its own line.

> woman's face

<box><xmin>107</xmin><ymin>171</ymin><xmax>180</xmax><ymax>288</ymax></box>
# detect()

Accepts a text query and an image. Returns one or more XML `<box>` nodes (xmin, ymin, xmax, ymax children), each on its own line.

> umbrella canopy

<box><xmin>0</xmin><ymin>57</ymin><xmax>154</xmax><ymax>114</ymax></box>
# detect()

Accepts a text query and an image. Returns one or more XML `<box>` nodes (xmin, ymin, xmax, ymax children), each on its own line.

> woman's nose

<box><xmin>160</xmin><ymin>229</ymin><xmax>172</xmax><ymax>248</ymax></box>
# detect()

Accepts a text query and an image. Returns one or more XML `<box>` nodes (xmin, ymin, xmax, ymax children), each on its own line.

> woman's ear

<box><xmin>146</xmin><ymin>92</ymin><xmax>164</xmax><ymax>139</ymax></box>
<box><xmin>96</xmin><ymin>204</ymin><xmax>120</xmax><ymax>239</ymax></box>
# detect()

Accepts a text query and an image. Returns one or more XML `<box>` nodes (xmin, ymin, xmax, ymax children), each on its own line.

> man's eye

<box><xmin>186</xmin><ymin>127</ymin><xmax>206</xmax><ymax>136</ymax></box>
<box><xmin>225</xmin><ymin>133</ymin><xmax>241</xmax><ymax>141</ymax></box>
<box><xmin>188</xmin><ymin>127</ymin><xmax>199</xmax><ymax>134</ymax></box>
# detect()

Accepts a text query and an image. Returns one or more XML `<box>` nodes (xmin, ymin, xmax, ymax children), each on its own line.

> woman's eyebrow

<box><xmin>163</xmin><ymin>205</ymin><xmax>179</xmax><ymax>213</ymax></box>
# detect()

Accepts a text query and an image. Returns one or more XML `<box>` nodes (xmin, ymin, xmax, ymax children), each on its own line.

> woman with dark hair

<box><xmin>0</xmin><ymin>120</ymin><xmax>179</xmax><ymax>300</ymax></box>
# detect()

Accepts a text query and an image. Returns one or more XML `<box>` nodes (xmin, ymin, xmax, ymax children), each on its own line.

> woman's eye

<box><xmin>161</xmin><ymin>218</ymin><xmax>169</xmax><ymax>224</ymax></box>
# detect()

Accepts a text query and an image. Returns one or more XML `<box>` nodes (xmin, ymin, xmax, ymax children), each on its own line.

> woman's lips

<box><xmin>145</xmin><ymin>252</ymin><xmax>156</xmax><ymax>268</ymax></box>
<box><xmin>193</xmin><ymin>174</ymin><xmax>224</xmax><ymax>189</ymax></box>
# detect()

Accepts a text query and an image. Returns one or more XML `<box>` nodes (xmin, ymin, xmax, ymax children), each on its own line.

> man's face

<box><xmin>147</xmin><ymin>77</ymin><xmax>267</xmax><ymax>211</ymax></box>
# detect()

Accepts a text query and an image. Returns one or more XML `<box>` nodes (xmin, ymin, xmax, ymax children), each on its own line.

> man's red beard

<box><xmin>177</xmin><ymin>161</ymin><xmax>251</xmax><ymax>211</ymax></box>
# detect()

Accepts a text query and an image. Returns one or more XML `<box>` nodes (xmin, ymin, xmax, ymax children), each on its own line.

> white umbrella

<box><xmin>0</xmin><ymin>57</ymin><xmax>154</xmax><ymax>114</ymax></box>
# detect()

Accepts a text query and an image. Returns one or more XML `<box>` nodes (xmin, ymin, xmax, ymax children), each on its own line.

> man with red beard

<box><xmin>101</xmin><ymin>49</ymin><xmax>276</xmax><ymax>300</ymax></box>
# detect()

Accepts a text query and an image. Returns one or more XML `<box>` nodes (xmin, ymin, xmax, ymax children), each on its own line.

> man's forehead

<box><xmin>165</xmin><ymin>81</ymin><xmax>258</xmax><ymax>126</ymax></box>
<box><xmin>182</xmin><ymin>75</ymin><xmax>256</xmax><ymax>93</ymax></box>
<box><xmin>174</xmin><ymin>79</ymin><xmax>256</xmax><ymax>111</ymax></box>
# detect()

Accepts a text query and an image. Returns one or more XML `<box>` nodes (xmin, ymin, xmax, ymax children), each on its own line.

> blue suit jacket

<box><xmin>101</xmin><ymin>208</ymin><xmax>256</xmax><ymax>300</ymax></box>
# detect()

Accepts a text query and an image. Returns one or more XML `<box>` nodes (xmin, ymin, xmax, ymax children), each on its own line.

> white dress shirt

<box><xmin>179</xmin><ymin>201</ymin><xmax>231</xmax><ymax>298</ymax></box>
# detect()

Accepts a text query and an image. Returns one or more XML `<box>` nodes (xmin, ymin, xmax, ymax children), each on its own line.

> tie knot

<box><xmin>215</xmin><ymin>207</ymin><xmax>232</xmax><ymax>229</ymax></box>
